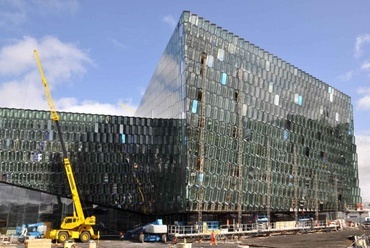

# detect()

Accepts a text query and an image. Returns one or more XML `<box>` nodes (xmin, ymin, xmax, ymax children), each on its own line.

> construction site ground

<box><xmin>5</xmin><ymin>228</ymin><xmax>370</xmax><ymax>248</ymax></box>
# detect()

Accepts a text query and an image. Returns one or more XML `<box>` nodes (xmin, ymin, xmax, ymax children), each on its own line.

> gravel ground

<box><xmin>9</xmin><ymin>227</ymin><xmax>370</xmax><ymax>248</ymax></box>
<box><xmin>238</xmin><ymin>227</ymin><xmax>370</xmax><ymax>248</ymax></box>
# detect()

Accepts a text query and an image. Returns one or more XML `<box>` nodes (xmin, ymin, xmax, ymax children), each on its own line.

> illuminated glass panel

<box><xmin>192</xmin><ymin>100</ymin><xmax>198</xmax><ymax>113</ymax></box>
<box><xmin>221</xmin><ymin>73</ymin><xmax>227</xmax><ymax>85</ymax></box>
<box><xmin>217</xmin><ymin>49</ymin><xmax>224</xmax><ymax>61</ymax></box>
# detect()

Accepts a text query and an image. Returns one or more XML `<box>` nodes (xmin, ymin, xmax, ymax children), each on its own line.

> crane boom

<box><xmin>33</xmin><ymin>51</ymin><xmax>59</xmax><ymax>122</ymax></box>
<box><xmin>34</xmin><ymin>50</ymin><xmax>98</xmax><ymax>243</ymax></box>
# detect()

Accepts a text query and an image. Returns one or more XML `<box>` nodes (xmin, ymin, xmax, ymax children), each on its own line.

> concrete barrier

<box><xmin>176</xmin><ymin>243</ymin><xmax>192</xmax><ymax>248</ymax></box>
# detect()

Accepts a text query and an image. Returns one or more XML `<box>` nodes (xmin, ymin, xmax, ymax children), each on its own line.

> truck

<box><xmin>15</xmin><ymin>222</ymin><xmax>50</xmax><ymax>242</ymax></box>
<box><xmin>123</xmin><ymin>219</ymin><xmax>167</xmax><ymax>243</ymax></box>
<box><xmin>34</xmin><ymin>50</ymin><xmax>99</xmax><ymax>243</ymax></box>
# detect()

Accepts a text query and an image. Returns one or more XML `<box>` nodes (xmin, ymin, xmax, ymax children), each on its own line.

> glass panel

<box><xmin>221</xmin><ymin>73</ymin><xmax>227</xmax><ymax>85</ymax></box>
<box><xmin>217</xmin><ymin>49</ymin><xmax>225</xmax><ymax>61</ymax></box>
<box><xmin>207</xmin><ymin>55</ymin><xmax>214</xmax><ymax>67</ymax></box>
<box><xmin>298</xmin><ymin>96</ymin><xmax>303</xmax><ymax>106</ymax></box>
<box><xmin>274</xmin><ymin>94</ymin><xmax>279</xmax><ymax>106</ymax></box>
<box><xmin>191</xmin><ymin>100</ymin><xmax>198</xmax><ymax>113</ymax></box>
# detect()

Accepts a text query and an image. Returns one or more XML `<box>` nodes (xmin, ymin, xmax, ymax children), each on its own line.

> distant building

<box><xmin>0</xmin><ymin>11</ymin><xmax>361</xmax><ymax>234</ymax></box>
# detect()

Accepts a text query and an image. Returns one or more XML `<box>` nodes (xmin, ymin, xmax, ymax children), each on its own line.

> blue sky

<box><xmin>1</xmin><ymin>0</ymin><xmax>370</xmax><ymax>202</ymax></box>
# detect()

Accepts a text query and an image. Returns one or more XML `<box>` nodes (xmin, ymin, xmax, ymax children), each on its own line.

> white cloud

<box><xmin>357</xmin><ymin>88</ymin><xmax>370</xmax><ymax>110</ymax></box>
<box><xmin>33</xmin><ymin>0</ymin><xmax>79</xmax><ymax>15</ymax></box>
<box><xmin>109</xmin><ymin>38</ymin><xmax>127</xmax><ymax>50</ymax></box>
<box><xmin>0</xmin><ymin>35</ymin><xmax>92</xmax><ymax>111</ymax></box>
<box><xmin>0</xmin><ymin>0</ymin><xmax>27</xmax><ymax>27</ymax></box>
<box><xmin>341</xmin><ymin>35</ymin><xmax>370</xmax><ymax>85</ymax></box>
<box><xmin>0</xmin><ymin>0</ymin><xmax>78</xmax><ymax>28</ymax></box>
<box><xmin>163</xmin><ymin>15</ymin><xmax>177</xmax><ymax>28</ymax></box>
<box><xmin>0</xmin><ymin>36</ymin><xmax>93</xmax><ymax>84</ymax></box>
<box><xmin>57</xmin><ymin>97</ymin><xmax>136</xmax><ymax>116</ymax></box>
<box><xmin>361</xmin><ymin>60</ymin><xmax>370</xmax><ymax>71</ymax></box>
<box><xmin>358</xmin><ymin>95</ymin><xmax>370</xmax><ymax>110</ymax></box>
<box><xmin>339</xmin><ymin>70</ymin><xmax>355</xmax><ymax>81</ymax></box>
<box><xmin>355</xmin><ymin>34</ymin><xmax>370</xmax><ymax>58</ymax></box>
<box><xmin>0</xmin><ymin>35</ymin><xmax>134</xmax><ymax>116</ymax></box>
<box><xmin>0</xmin><ymin>36</ymin><xmax>39</xmax><ymax>76</ymax></box>
<box><xmin>0</xmin><ymin>78</ymin><xmax>45</xmax><ymax>110</ymax></box>
<box><xmin>356</xmin><ymin>133</ymin><xmax>370</xmax><ymax>202</ymax></box>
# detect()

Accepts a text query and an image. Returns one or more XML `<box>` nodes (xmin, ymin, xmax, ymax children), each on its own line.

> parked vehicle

<box><xmin>123</xmin><ymin>219</ymin><xmax>167</xmax><ymax>242</ymax></box>
<box><xmin>15</xmin><ymin>222</ymin><xmax>49</xmax><ymax>242</ymax></box>
<box><xmin>361</xmin><ymin>220</ymin><xmax>370</xmax><ymax>229</ymax></box>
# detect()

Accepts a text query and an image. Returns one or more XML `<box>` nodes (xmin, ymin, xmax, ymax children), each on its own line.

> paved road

<box><xmin>13</xmin><ymin>240</ymin><xmax>237</xmax><ymax>248</ymax></box>
<box><xmin>238</xmin><ymin>227</ymin><xmax>370</xmax><ymax>248</ymax></box>
<box><xmin>9</xmin><ymin>227</ymin><xmax>370</xmax><ymax>248</ymax></box>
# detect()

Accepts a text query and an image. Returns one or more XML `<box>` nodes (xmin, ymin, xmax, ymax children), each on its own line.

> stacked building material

<box><xmin>24</xmin><ymin>239</ymin><xmax>51</xmax><ymax>248</ymax></box>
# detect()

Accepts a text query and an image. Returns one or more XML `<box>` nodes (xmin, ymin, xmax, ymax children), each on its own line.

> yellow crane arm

<box><xmin>33</xmin><ymin>50</ymin><xmax>60</xmax><ymax>122</ymax></box>
<box><xmin>120</xmin><ymin>103</ymin><xmax>136</xmax><ymax>114</ymax></box>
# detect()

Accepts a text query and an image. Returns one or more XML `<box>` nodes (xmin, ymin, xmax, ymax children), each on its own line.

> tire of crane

<box><xmin>79</xmin><ymin>231</ymin><xmax>91</xmax><ymax>243</ymax></box>
<box><xmin>58</xmin><ymin>232</ymin><xmax>69</xmax><ymax>243</ymax></box>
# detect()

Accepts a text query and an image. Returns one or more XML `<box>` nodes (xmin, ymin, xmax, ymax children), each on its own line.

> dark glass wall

<box><xmin>0</xmin><ymin>183</ymin><xmax>145</xmax><ymax>235</ymax></box>
<box><xmin>0</xmin><ymin>108</ymin><xmax>183</xmax><ymax>215</ymax></box>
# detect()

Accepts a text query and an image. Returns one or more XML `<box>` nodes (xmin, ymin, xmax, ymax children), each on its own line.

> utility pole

<box><xmin>293</xmin><ymin>145</ymin><xmax>298</xmax><ymax>223</ymax></box>
<box><xmin>266</xmin><ymin>139</ymin><xmax>271</xmax><ymax>228</ymax></box>
<box><xmin>237</xmin><ymin>69</ymin><xmax>244</xmax><ymax>229</ymax></box>
<box><xmin>334</xmin><ymin>173</ymin><xmax>338</xmax><ymax>220</ymax></box>
<box><xmin>197</xmin><ymin>52</ymin><xmax>207</xmax><ymax>226</ymax></box>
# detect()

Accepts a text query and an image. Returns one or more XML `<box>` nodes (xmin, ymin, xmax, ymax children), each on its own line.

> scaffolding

<box><xmin>197</xmin><ymin>52</ymin><xmax>207</xmax><ymax>225</ymax></box>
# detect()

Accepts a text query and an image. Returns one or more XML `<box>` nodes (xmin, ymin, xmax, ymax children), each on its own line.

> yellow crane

<box><xmin>34</xmin><ymin>50</ymin><xmax>99</xmax><ymax>243</ymax></box>
<box><xmin>120</xmin><ymin>103</ymin><xmax>136</xmax><ymax>115</ymax></box>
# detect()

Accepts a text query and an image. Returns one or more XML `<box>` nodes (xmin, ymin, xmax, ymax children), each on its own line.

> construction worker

<box><xmin>172</xmin><ymin>236</ymin><xmax>178</xmax><ymax>244</ymax></box>
<box><xmin>210</xmin><ymin>230</ymin><xmax>217</xmax><ymax>246</ymax></box>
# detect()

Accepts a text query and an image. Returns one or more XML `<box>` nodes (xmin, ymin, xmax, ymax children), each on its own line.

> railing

<box><xmin>168</xmin><ymin>220</ymin><xmax>337</xmax><ymax>238</ymax></box>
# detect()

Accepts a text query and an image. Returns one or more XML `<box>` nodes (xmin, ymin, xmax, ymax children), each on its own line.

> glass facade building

<box><xmin>0</xmin><ymin>11</ymin><xmax>361</xmax><ymax>233</ymax></box>
<box><xmin>137</xmin><ymin>11</ymin><xmax>361</xmax><ymax>213</ymax></box>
